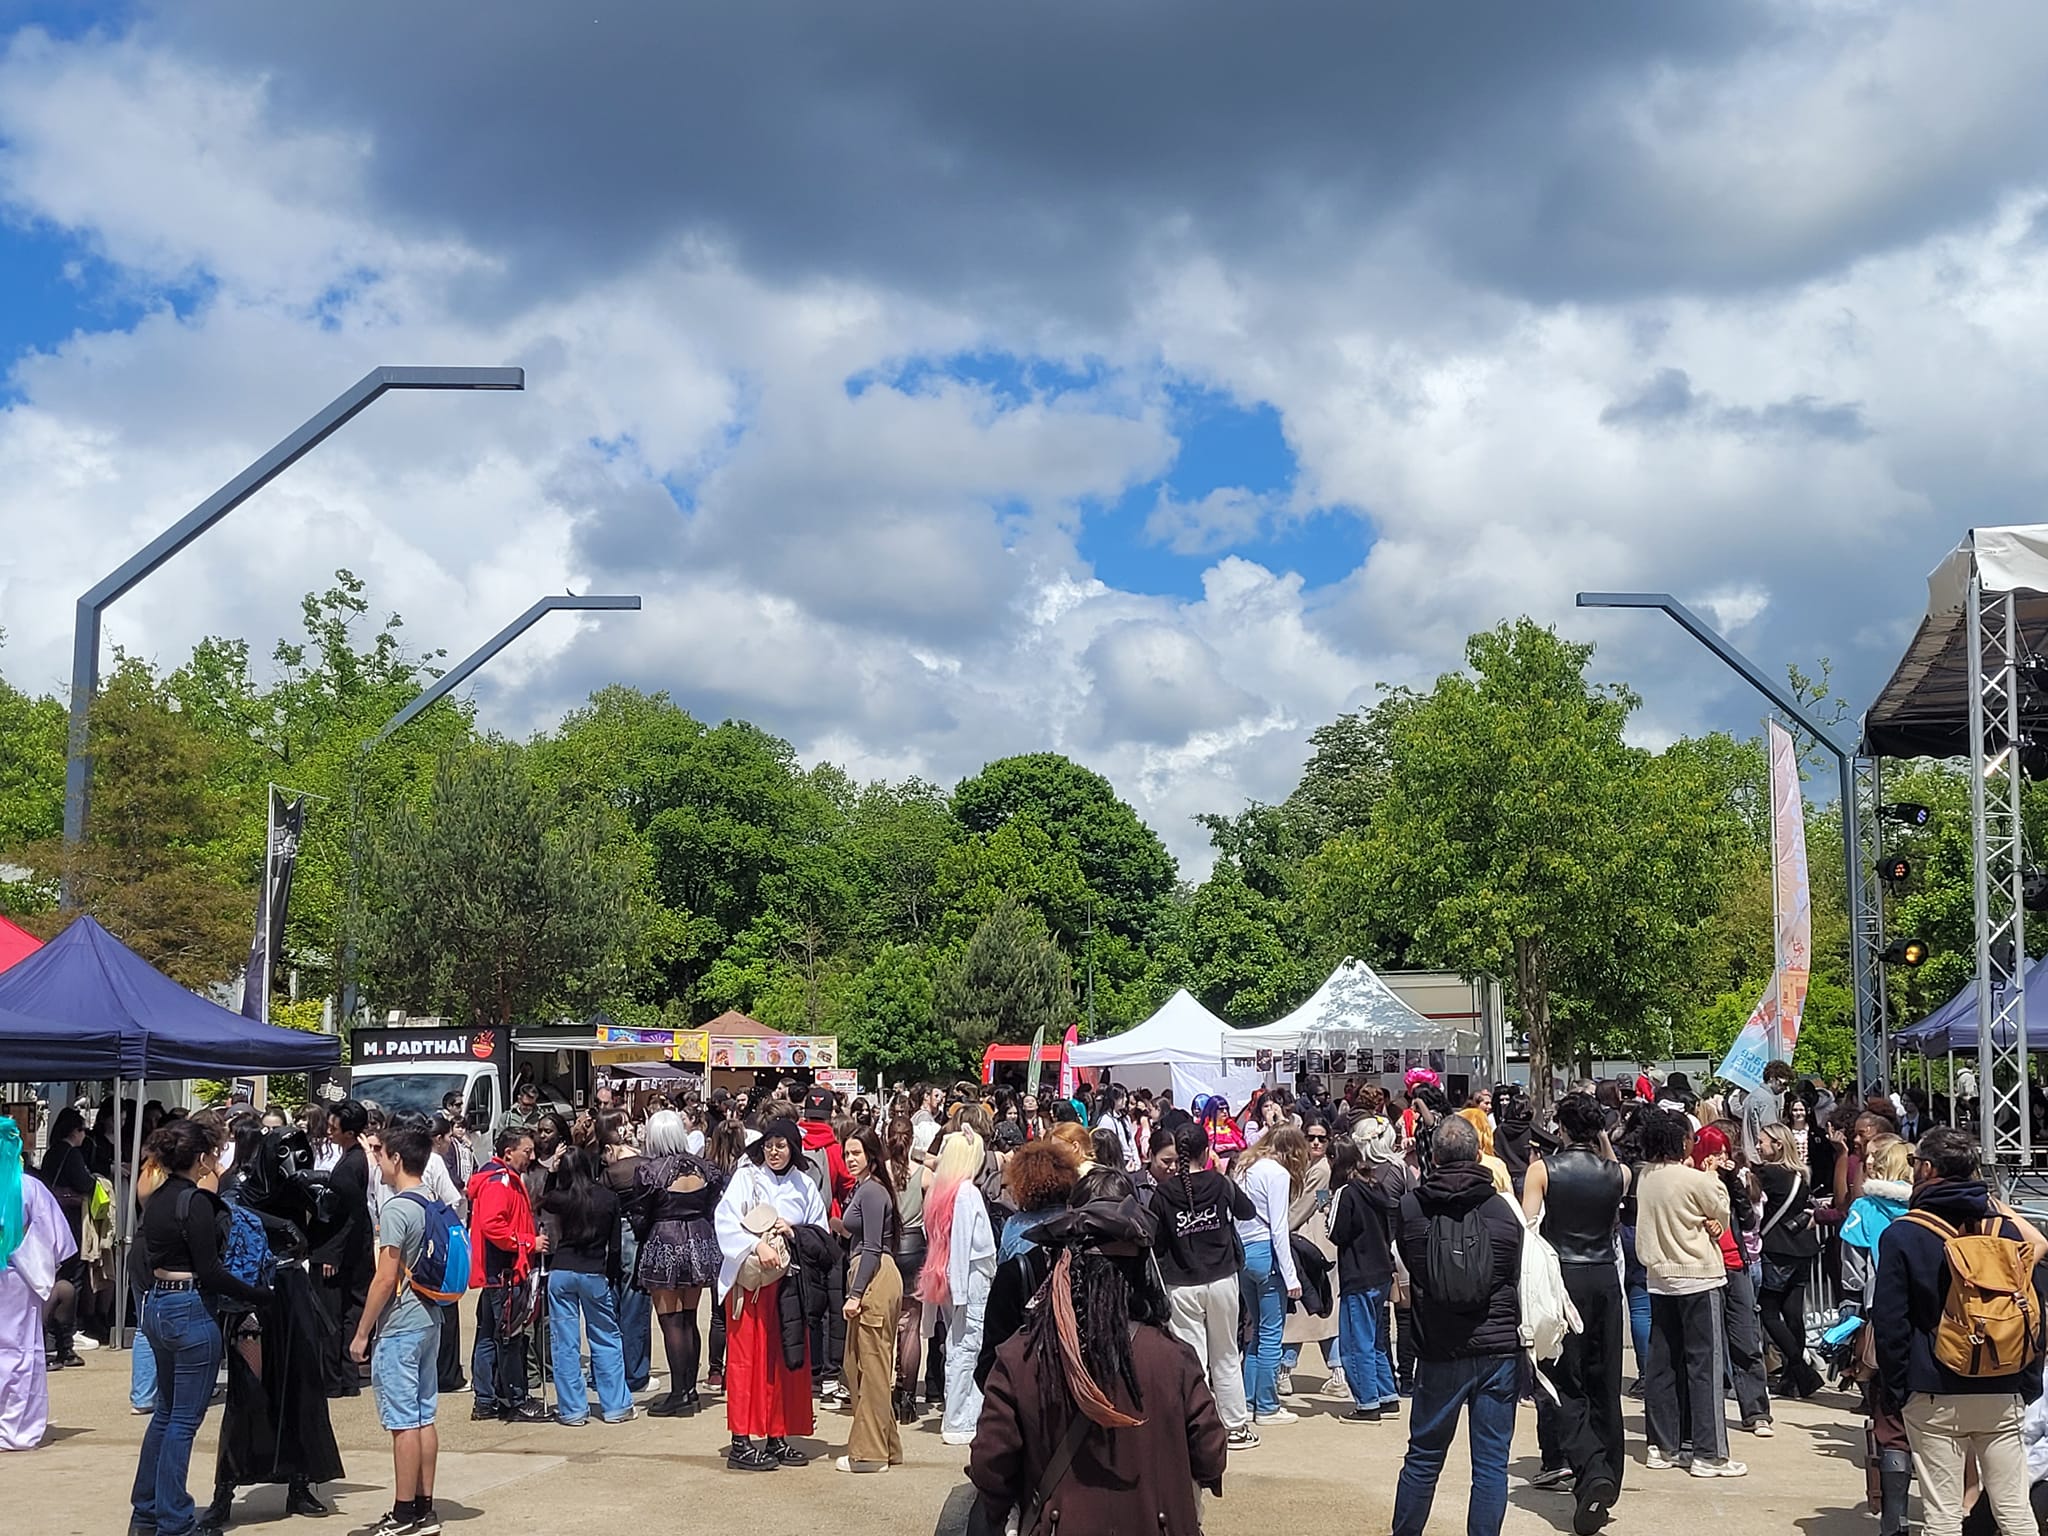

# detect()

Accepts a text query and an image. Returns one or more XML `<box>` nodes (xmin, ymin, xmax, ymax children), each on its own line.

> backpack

<box><xmin>178</xmin><ymin>1186</ymin><xmax>275</xmax><ymax>1295</ymax></box>
<box><xmin>394</xmin><ymin>1190</ymin><xmax>471</xmax><ymax>1305</ymax></box>
<box><xmin>1503</xmin><ymin>1194</ymin><xmax>1579</xmax><ymax>1364</ymax></box>
<box><xmin>1903</xmin><ymin>1211</ymin><xmax>2045</xmax><ymax>1379</ymax></box>
<box><xmin>1425</xmin><ymin>1201</ymin><xmax>1496</xmax><ymax>1312</ymax></box>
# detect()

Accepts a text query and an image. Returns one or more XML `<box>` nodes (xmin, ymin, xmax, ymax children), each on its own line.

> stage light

<box><xmin>1879</xmin><ymin>855</ymin><xmax>1912</xmax><ymax>885</ymax></box>
<box><xmin>1880</xmin><ymin>938</ymin><xmax>1930</xmax><ymax>967</ymax></box>
<box><xmin>2027</xmin><ymin>869</ymin><xmax>2048</xmax><ymax>912</ymax></box>
<box><xmin>1880</xmin><ymin>803</ymin><xmax>1932</xmax><ymax>827</ymax></box>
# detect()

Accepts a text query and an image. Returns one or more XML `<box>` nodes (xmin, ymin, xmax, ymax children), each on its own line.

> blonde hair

<box><xmin>1865</xmin><ymin>1134</ymin><xmax>1913</xmax><ymax>1183</ymax></box>
<box><xmin>1755</xmin><ymin>1122</ymin><xmax>1797</xmax><ymax>1167</ymax></box>
<box><xmin>932</xmin><ymin>1127</ymin><xmax>985</xmax><ymax>1186</ymax></box>
<box><xmin>1457</xmin><ymin>1107</ymin><xmax>1496</xmax><ymax>1158</ymax></box>
<box><xmin>1235</xmin><ymin>1124</ymin><xmax>1310</xmax><ymax>1195</ymax></box>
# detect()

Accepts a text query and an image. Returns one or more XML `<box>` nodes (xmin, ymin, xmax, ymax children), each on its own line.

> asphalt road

<box><xmin>7</xmin><ymin>1348</ymin><xmax>1876</xmax><ymax>1535</ymax></box>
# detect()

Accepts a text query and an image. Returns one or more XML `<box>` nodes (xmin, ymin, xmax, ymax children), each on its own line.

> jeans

<box><xmin>1239</xmin><ymin>1241</ymin><xmax>1287</xmax><ymax>1415</ymax></box>
<box><xmin>548</xmin><ymin>1270</ymin><xmax>631</xmax><ymax>1422</ymax></box>
<box><xmin>1646</xmin><ymin>1286</ymin><xmax>1730</xmax><ymax>1461</ymax></box>
<box><xmin>1167</xmin><ymin>1275</ymin><xmax>1251</xmax><ymax>1430</ymax></box>
<box><xmin>616</xmin><ymin>1219</ymin><xmax>652</xmax><ymax>1390</ymax></box>
<box><xmin>1392</xmin><ymin>1354</ymin><xmax>1520</xmax><ymax>1536</ymax></box>
<box><xmin>1621</xmin><ymin>1227</ymin><xmax>1651</xmax><ymax>1377</ymax></box>
<box><xmin>1542</xmin><ymin>1264</ymin><xmax>1626</xmax><ymax>1496</ymax></box>
<box><xmin>129</xmin><ymin>1321</ymin><xmax>158</xmax><ymax>1411</ymax></box>
<box><xmin>1720</xmin><ymin>1266</ymin><xmax>1774</xmax><ymax>1425</ymax></box>
<box><xmin>941</xmin><ymin>1266</ymin><xmax>991</xmax><ymax>1440</ymax></box>
<box><xmin>130</xmin><ymin>1289</ymin><xmax>223</xmax><ymax>1536</ymax></box>
<box><xmin>1339</xmin><ymin>1289</ymin><xmax>1399</xmax><ymax>1407</ymax></box>
<box><xmin>472</xmin><ymin>1285</ymin><xmax>530</xmax><ymax>1413</ymax></box>
<box><xmin>1279</xmin><ymin>1338</ymin><xmax>1334</xmax><ymax>1374</ymax></box>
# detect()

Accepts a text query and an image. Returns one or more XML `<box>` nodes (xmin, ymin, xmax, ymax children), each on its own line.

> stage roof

<box><xmin>1864</xmin><ymin>525</ymin><xmax>2048</xmax><ymax>759</ymax></box>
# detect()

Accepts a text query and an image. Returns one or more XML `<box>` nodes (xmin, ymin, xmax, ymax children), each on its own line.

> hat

<box><xmin>747</xmin><ymin>1116</ymin><xmax>811</xmax><ymax>1171</ymax></box>
<box><xmin>803</xmin><ymin>1088</ymin><xmax>835</xmax><ymax>1120</ymax></box>
<box><xmin>1403</xmin><ymin>1067</ymin><xmax>1440</xmax><ymax>1092</ymax></box>
<box><xmin>1026</xmin><ymin>1195</ymin><xmax>1153</xmax><ymax>1253</ymax></box>
<box><xmin>992</xmin><ymin>1120</ymin><xmax>1026</xmax><ymax>1152</ymax></box>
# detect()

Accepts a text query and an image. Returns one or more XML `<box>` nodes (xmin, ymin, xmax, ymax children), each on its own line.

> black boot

<box><xmin>285</xmin><ymin>1479</ymin><xmax>330</xmax><ymax>1517</ymax></box>
<box><xmin>1877</xmin><ymin>1449</ymin><xmax>1912</xmax><ymax>1536</ymax></box>
<box><xmin>196</xmin><ymin>1484</ymin><xmax>234</xmax><ymax>1532</ymax></box>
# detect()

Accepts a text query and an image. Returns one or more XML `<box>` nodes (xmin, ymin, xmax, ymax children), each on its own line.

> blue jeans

<box><xmin>548</xmin><ymin>1270</ymin><xmax>631</xmax><ymax>1422</ymax></box>
<box><xmin>1339</xmin><ymin>1289</ymin><xmax>1399</xmax><ymax>1407</ymax></box>
<box><xmin>1239</xmin><ymin>1241</ymin><xmax>1287</xmax><ymax>1415</ymax></box>
<box><xmin>130</xmin><ymin>1289</ymin><xmax>223</xmax><ymax>1536</ymax></box>
<box><xmin>1392</xmin><ymin>1354</ymin><xmax>1520</xmax><ymax>1536</ymax></box>
<box><xmin>129</xmin><ymin>1321</ymin><xmax>158</xmax><ymax>1411</ymax></box>
<box><xmin>616</xmin><ymin>1220</ymin><xmax>652</xmax><ymax>1390</ymax></box>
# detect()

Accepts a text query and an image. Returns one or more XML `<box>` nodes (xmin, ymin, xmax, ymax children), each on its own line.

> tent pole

<box><xmin>112</xmin><ymin>1077</ymin><xmax>126</xmax><ymax>1351</ymax></box>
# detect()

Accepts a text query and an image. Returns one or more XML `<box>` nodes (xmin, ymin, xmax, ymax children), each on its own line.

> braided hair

<box><xmin>1023</xmin><ymin>1168</ymin><xmax>1167</xmax><ymax>1423</ymax></box>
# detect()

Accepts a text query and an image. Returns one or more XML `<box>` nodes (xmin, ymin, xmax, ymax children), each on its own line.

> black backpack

<box><xmin>1426</xmin><ymin>1204</ymin><xmax>1495</xmax><ymax>1312</ymax></box>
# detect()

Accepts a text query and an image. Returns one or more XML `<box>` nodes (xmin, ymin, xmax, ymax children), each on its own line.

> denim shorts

<box><xmin>372</xmin><ymin>1324</ymin><xmax>441</xmax><ymax>1431</ymax></box>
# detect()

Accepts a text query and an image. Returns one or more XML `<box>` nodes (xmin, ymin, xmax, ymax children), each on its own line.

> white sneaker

<box><xmin>1323</xmin><ymin>1369</ymin><xmax>1349</xmax><ymax>1399</ymax></box>
<box><xmin>1226</xmin><ymin>1426</ymin><xmax>1261</xmax><ymax>1450</ymax></box>
<box><xmin>1690</xmin><ymin>1457</ymin><xmax>1748</xmax><ymax>1478</ymax></box>
<box><xmin>941</xmin><ymin>1430</ymin><xmax>975</xmax><ymax>1446</ymax></box>
<box><xmin>835</xmin><ymin>1456</ymin><xmax>889</xmax><ymax>1473</ymax></box>
<box><xmin>73</xmin><ymin>1337</ymin><xmax>100</xmax><ymax>1352</ymax></box>
<box><xmin>1276</xmin><ymin>1370</ymin><xmax>1295</xmax><ymax>1396</ymax></box>
<box><xmin>1645</xmin><ymin>1448</ymin><xmax>1692</xmax><ymax>1471</ymax></box>
<box><xmin>1255</xmin><ymin>1408</ymin><xmax>1300</xmax><ymax>1425</ymax></box>
<box><xmin>1746</xmin><ymin>1420</ymin><xmax>1775</xmax><ymax>1438</ymax></box>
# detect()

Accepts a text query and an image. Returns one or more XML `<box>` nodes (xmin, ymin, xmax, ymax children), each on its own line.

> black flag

<box><xmin>240</xmin><ymin>787</ymin><xmax>308</xmax><ymax>1022</ymax></box>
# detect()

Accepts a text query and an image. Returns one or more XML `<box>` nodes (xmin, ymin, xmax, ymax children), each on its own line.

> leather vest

<box><xmin>1540</xmin><ymin>1146</ymin><xmax>1625</xmax><ymax>1266</ymax></box>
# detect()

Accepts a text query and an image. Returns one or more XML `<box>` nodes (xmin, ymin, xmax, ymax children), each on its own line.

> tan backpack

<box><xmin>1903</xmin><ymin>1211</ymin><xmax>2045</xmax><ymax>1378</ymax></box>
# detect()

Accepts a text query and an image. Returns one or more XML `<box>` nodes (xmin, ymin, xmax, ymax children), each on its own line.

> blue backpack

<box><xmin>179</xmin><ymin>1187</ymin><xmax>275</xmax><ymax>1296</ymax></box>
<box><xmin>394</xmin><ymin>1190</ymin><xmax>470</xmax><ymax>1305</ymax></box>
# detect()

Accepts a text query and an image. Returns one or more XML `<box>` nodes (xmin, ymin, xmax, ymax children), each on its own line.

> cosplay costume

<box><xmin>0</xmin><ymin>1121</ymin><xmax>76</xmax><ymax>1451</ymax></box>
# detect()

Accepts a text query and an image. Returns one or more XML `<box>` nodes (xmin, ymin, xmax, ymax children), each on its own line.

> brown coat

<box><xmin>969</xmin><ymin>1324</ymin><xmax>1228</xmax><ymax>1536</ymax></box>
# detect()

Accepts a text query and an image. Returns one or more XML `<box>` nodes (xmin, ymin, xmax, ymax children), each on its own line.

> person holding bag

<box><xmin>1754</xmin><ymin>1122</ymin><xmax>1823</xmax><ymax>1400</ymax></box>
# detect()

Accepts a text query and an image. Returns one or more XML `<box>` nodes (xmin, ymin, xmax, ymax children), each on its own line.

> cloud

<box><xmin>1601</xmin><ymin>367</ymin><xmax>1871</xmax><ymax>442</ymax></box>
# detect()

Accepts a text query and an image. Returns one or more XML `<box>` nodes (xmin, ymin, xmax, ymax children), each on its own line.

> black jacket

<box><xmin>1289</xmin><ymin>1234</ymin><xmax>1333</xmax><ymax>1320</ymax></box>
<box><xmin>976</xmin><ymin>1248</ymin><xmax>1055</xmax><ymax>1389</ymax></box>
<box><xmin>1147</xmin><ymin>1167</ymin><xmax>1256</xmax><ymax>1288</ymax></box>
<box><xmin>1398</xmin><ymin>1162</ymin><xmax>1523</xmax><ymax>1361</ymax></box>
<box><xmin>1874</xmin><ymin>1178</ymin><xmax>2048</xmax><ymax>1408</ymax></box>
<box><xmin>1328</xmin><ymin>1173</ymin><xmax>1401</xmax><ymax>1293</ymax></box>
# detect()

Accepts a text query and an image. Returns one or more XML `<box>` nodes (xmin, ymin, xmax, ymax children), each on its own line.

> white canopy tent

<box><xmin>1069</xmin><ymin>987</ymin><xmax>1265</xmax><ymax>1108</ymax></box>
<box><xmin>1227</xmin><ymin>957</ymin><xmax>1486</xmax><ymax>1067</ymax></box>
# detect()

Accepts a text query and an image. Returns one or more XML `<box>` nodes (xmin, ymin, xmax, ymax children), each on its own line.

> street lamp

<box><xmin>1575</xmin><ymin>591</ymin><xmax>1887</xmax><ymax>1085</ymax></box>
<box><xmin>339</xmin><ymin>591</ymin><xmax>643</xmax><ymax>1022</ymax></box>
<box><xmin>63</xmin><ymin>365</ymin><xmax>524</xmax><ymax>894</ymax></box>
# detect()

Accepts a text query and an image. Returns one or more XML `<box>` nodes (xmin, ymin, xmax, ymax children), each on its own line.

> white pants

<box><xmin>943</xmin><ymin>1267</ymin><xmax>992</xmax><ymax>1440</ymax></box>
<box><xmin>1904</xmin><ymin>1393</ymin><xmax>2034</xmax><ymax>1536</ymax></box>
<box><xmin>1169</xmin><ymin>1274</ymin><xmax>1251</xmax><ymax>1430</ymax></box>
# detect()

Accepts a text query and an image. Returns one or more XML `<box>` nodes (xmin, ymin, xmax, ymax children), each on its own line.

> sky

<box><xmin>5</xmin><ymin>1</ymin><xmax>2048</xmax><ymax>876</ymax></box>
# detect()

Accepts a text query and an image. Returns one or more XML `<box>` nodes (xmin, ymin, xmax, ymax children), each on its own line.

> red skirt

<box><xmin>725</xmin><ymin>1279</ymin><xmax>812</xmax><ymax>1439</ymax></box>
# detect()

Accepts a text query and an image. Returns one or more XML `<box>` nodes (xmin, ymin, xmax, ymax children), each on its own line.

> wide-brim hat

<box><xmin>747</xmin><ymin>1116</ymin><xmax>812</xmax><ymax>1171</ymax></box>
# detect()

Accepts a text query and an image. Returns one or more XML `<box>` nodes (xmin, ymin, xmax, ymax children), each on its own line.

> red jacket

<box><xmin>799</xmin><ymin>1119</ymin><xmax>855</xmax><ymax>1216</ymax></box>
<box><xmin>466</xmin><ymin>1158</ymin><xmax>537</xmax><ymax>1287</ymax></box>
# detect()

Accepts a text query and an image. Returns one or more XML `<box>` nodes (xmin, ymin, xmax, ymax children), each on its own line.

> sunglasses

<box><xmin>1306</xmin><ymin>1134</ymin><xmax>1328</xmax><ymax>1143</ymax></box>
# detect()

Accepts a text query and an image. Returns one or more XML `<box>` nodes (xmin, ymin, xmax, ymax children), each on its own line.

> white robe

<box><xmin>0</xmin><ymin>1176</ymin><xmax>78</xmax><ymax>1451</ymax></box>
<box><xmin>713</xmin><ymin>1161</ymin><xmax>826</xmax><ymax>1301</ymax></box>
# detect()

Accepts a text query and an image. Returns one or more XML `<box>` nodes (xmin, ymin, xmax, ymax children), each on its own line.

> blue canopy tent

<box><xmin>1898</xmin><ymin>956</ymin><xmax>2048</xmax><ymax>1057</ymax></box>
<box><xmin>0</xmin><ymin>915</ymin><xmax>339</xmax><ymax>1350</ymax></box>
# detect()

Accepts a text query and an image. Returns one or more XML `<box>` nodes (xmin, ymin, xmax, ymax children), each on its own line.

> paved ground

<box><xmin>9</xmin><ymin>1348</ymin><xmax>1875</xmax><ymax>1535</ymax></box>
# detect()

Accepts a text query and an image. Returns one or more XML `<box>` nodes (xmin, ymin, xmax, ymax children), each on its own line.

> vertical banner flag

<box><xmin>1025</xmin><ymin>1024</ymin><xmax>1048</xmax><ymax>1100</ymax></box>
<box><xmin>1721</xmin><ymin>721</ymin><xmax>1813</xmax><ymax>1092</ymax></box>
<box><xmin>1058</xmin><ymin>1022</ymin><xmax>1078</xmax><ymax>1101</ymax></box>
<box><xmin>240</xmin><ymin>787</ymin><xmax>309</xmax><ymax>1022</ymax></box>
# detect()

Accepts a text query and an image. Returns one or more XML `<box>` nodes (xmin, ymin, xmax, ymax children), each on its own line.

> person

<box><xmin>1742</xmin><ymin>1062</ymin><xmax>1795</xmax><ymax>1164</ymax></box>
<box><xmin>1690</xmin><ymin>1125</ymin><xmax>1774</xmax><ymax>1439</ymax></box>
<box><xmin>537</xmin><ymin>1146</ymin><xmax>631</xmax><ymax>1426</ymax></box>
<box><xmin>467</xmin><ymin>1127</ymin><xmax>545</xmax><ymax>1423</ymax></box>
<box><xmin>995</xmin><ymin>1137</ymin><xmax>1084</xmax><ymax>1264</ymax></box>
<box><xmin>1635</xmin><ymin>1109</ymin><xmax>1745</xmax><ymax>1478</ymax></box>
<box><xmin>1149</xmin><ymin>1117</ymin><xmax>1261</xmax><ymax>1448</ymax></box>
<box><xmin>428</xmin><ymin>1115</ymin><xmax>472</xmax><ymax>1393</ymax></box>
<box><xmin>1328</xmin><ymin>1135</ymin><xmax>1402</xmax><ymax>1425</ymax></box>
<box><xmin>1136</xmin><ymin>1126</ymin><xmax>1176</xmax><ymax>1211</ymax></box>
<box><xmin>34</xmin><ymin>1107</ymin><xmax>93</xmax><ymax>1369</ymax></box>
<box><xmin>299</xmin><ymin>1103</ymin><xmax>340</xmax><ymax>1174</ymax></box>
<box><xmin>884</xmin><ymin>1115</ymin><xmax>930</xmax><ymax>1424</ymax></box>
<box><xmin>1390</xmin><ymin>1113</ymin><xmax>1524</xmax><ymax>1536</ymax></box>
<box><xmin>1456</xmin><ymin>1107</ymin><xmax>1513</xmax><ymax>1195</ymax></box>
<box><xmin>130</xmin><ymin>1117</ymin><xmax>272</xmax><ymax>1536</ymax></box>
<box><xmin>199</xmin><ymin>1119</ymin><xmax>343</xmax><ymax>1528</ymax></box>
<box><xmin>920</xmin><ymin>1127</ymin><xmax>997</xmax><ymax>1447</ymax></box>
<box><xmin>632</xmin><ymin>1108</ymin><xmax>723</xmax><ymax>1416</ymax></box>
<box><xmin>1232</xmin><ymin>1123</ymin><xmax>1307</xmax><ymax>1426</ymax></box>
<box><xmin>1281</xmin><ymin>1118</ymin><xmax>1342</xmax><ymax>1398</ymax></box>
<box><xmin>713</xmin><ymin>1117</ymin><xmax>827</xmax><ymax>1472</ymax></box>
<box><xmin>1875</xmin><ymin>1126</ymin><xmax>2048</xmax><ymax>1536</ymax></box>
<box><xmin>496</xmin><ymin>1082</ymin><xmax>543</xmax><ymax>1135</ymax></box>
<box><xmin>1522</xmin><ymin>1092</ymin><xmax>1629</xmax><ymax>1533</ymax></box>
<box><xmin>313</xmin><ymin>1098</ymin><xmax>373</xmax><ymax>1399</ymax></box>
<box><xmin>1755</xmin><ymin>1119</ymin><xmax>1824</xmax><ymax>1400</ymax></box>
<box><xmin>968</xmin><ymin>1171</ymin><xmax>1228</xmax><ymax>1536</ymax></box>
<box><xmin>836</xmin><ymin>1128</ymin><xmax>903</xmax><ymax>1473</ymax></box>
<box><xmin>1</xmin><ymin>1116</ymin><xmax>76</xmax><ymax>1451</ymax></box>
<box><xmin>1199</xmin><ymin>1096</ymin><xmax>1246</xmax><ymax>1163</ymax></box>
<box><xmin>1841</xmin><ymin>1134</ymin><xmax>1915</xmax><ymax>1536</ymax></box>
<box><xmin>350</xmin><ymin>1122</ymin><xmax>447</xmax><ymax>1536</ymax></box>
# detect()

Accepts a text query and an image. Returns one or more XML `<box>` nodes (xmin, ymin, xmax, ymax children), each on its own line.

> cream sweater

<box><xmin>1634</xmin><ymin>1161</ymin><xmax>1731</xmax><ymax>1289</ymax></box>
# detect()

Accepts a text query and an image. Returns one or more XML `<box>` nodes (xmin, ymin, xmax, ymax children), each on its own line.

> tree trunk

<box><xmin>1518</xmin><ymin>935</ymin><xmax>1555</xmax><ymax>1117</ymax></box>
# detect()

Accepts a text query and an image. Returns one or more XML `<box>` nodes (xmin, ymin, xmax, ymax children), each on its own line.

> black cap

<box><xmin>803</xmin><ymin>1088</ymin><xmax>835</xmax><ymax>1120</ymax></box>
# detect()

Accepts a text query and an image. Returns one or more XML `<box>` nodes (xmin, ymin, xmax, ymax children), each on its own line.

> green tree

<box><xmin>838</xmin><ymin>943</ymin><xmax>963</xmax><ymax>1080</ymax></box>
<box><xmin>364</xmin><ymin>744</ymin><xmax>642</xmax><ymax>1027</ymax></box>
<box><xmin>1284</xmin><ymin>689</ymin><xmax>1422</xmax><ymax>844</ymax></box>
<box><xmin>935</xmin><ymin>899</ymin><xmax>1074</xmax><ymax>1053</ymax></box>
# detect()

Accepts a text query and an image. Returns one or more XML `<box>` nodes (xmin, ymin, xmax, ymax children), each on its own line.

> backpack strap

<box><xmin>1902</xmin><ymin>1211</ymin><xmax>1961</xmax><ymax>1242</ymax></box>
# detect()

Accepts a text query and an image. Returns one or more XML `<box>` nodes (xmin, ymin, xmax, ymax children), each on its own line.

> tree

<box><xmin>935</xmin><ymin>899</ymin><xmax>1074</xmax><ymax>1053</ymax></box>
<box><xmin>1304</xmin><ymin>619</ymin><xmax>1750</xmax><ymax>1105</ymax></box>
<box><xmin>1285</xmin><ymin>689</ymin><xmax>1422</xmax><ymax>844</ymax></box>
<box><xmin>838</xmin><ymin>944</ymin><xmax>964</xmax><ymax>1081</ymax></box>
<box><xmin>364</xmin><ymin>745</ymin><xmax>642</xmax><ymax>1027</ymax></box>
<box><xmin>19</xmin><ymin>658</ymin><xmax>251</xmax><ymax>984</ymax></box>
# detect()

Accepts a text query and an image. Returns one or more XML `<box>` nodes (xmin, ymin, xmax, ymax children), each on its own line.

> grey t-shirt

<box><xmin>374</xmin><ymin>1190</ymin><xmax>438</xmax><ymax>1335</ymax></box>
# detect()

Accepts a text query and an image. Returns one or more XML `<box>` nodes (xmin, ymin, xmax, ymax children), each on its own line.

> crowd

<box><xmin>3</xmin><ymin>1061</ymin><xmax>2048</xmax><ymax>1536</ymax></box>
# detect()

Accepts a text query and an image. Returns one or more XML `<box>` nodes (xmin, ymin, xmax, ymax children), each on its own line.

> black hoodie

<box><xmin>1148</xmin><ymin>1165</ymin><xmax>1257</xmax><ymax>1287</ymax></box>
<box><xmin>1874</xmin><ymin>1178</ymin><xmax>2048</xmax><ymax>1408</ymax></box>
<box><xmin>1398</xmin><ymin>1161</ymin><xmax>1523</xmax><ymax>1361</ymax></box>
